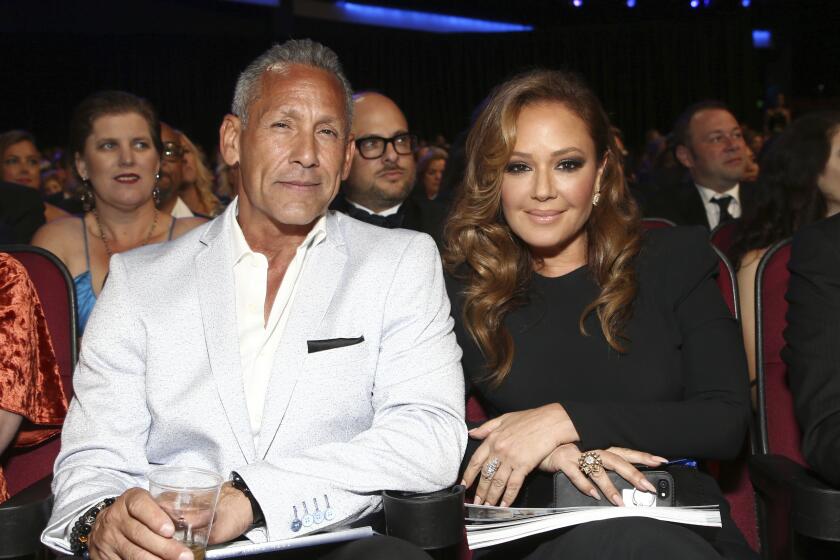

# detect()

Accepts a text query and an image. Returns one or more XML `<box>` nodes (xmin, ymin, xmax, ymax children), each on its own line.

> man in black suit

<box><xmin>0</xmin><ymin>180</ymin><xmax>46</xmax><ymax>243</ymax></box>
<box><xmin>783</xmin><ymin>213</ymin><xmax>840</xmax><ymax>486</ymax></box>
<box><xmin>644</xmin><ymin>101</ymin><xmax>754</xmax><ymax>229</ymax></box>
<box><xmin>331</xmin><ymin>92</ymin><xmax>445</xmax><ymax>245</ymax></box>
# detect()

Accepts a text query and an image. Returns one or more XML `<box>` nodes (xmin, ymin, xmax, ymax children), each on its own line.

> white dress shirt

<box><xmin>695</xmin><ymin>183</ymin><xmax>741</xmax><ymax>229</ymax></box>
<box><xmin>230</xmin><ymin>200</ymin><xmax>327</xmax><ymax>447</ymax></box>
<box><xmin>347</xmin><ymin>198</ymin><xmax>402</xmax><ymax>217</ymax></box>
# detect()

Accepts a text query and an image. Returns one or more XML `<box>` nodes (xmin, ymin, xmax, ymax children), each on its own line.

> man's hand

<box><xmin>207</xmin><ymin>482</ymin><xmax>254</xmax><ymax>545</ymax></box>
<box><xmin>89</xmin><ymin>488</ymin><xmax>190</xmax><ymax>560</ymax></box>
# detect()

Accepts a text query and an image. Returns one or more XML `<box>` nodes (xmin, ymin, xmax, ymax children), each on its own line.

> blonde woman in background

<box><xmin>178</xmin><ymin>132</ymin><xmax>223</xmax><ymax>217</ymax></box>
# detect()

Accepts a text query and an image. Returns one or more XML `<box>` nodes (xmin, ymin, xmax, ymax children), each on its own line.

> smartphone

<box><xmin>553</xmin><ymin>470</ymin><xmax>675</xmax><ymax>507</ymax></box>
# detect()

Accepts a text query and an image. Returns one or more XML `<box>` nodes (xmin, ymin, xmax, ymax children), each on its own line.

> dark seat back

<box><xmin>755</xmin><ymin>239</ymin><xmax>805</xmax><ymax>463</ymax></box>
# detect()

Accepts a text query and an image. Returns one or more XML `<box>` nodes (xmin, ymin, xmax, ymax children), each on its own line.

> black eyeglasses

<box><xmin>355</xmin><ymin>133</ymin><xmax>417</xmax><ymax>160</ymax></box>
<box><xmin>162</xmin><ymin>141</ymin><xmax>184</xmax><ymax>161</ymax></box>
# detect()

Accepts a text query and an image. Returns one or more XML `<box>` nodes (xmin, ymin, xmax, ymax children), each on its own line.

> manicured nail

<box><xmin>640</xmin><ymin>479</ymin><xmax>657</xmax><ymax>493</ymax></box>
<box><xmin>500</xmin><ymin>501</ymin><xmax>508</xmax><ymax>508</ymax></box>
<box><xmin>473</xmin><ymin>496</ymin><xmax>482</xmax><ymax>505</ymax></box>
<box><xmin>612</xmin><ymin>494</ymin><xmax>624</xmax><ymax>507</ymax></box>
<box><xmin>653</xmin><ymin>456</ymin><xmax>668</xmax><ymax>463</ymax></box>
<box><xmin>179</xmin><ymin>551</ymin><xmax>193</xmax><ymax>560</ymax></box>
<box><xmin>589</xmin><ymin>489</ymin><xmax>601</xmax><ymax>501</ymax></box>
<box><xmin>460</xmin><ymin>479</ymin><xmax>466</xmax><ymax>487</ymax></box>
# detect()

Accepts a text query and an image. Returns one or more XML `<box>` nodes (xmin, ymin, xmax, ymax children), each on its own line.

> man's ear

<box><xmin>340</xmin><ymin>134</ymin><xmax>355</xmax><ymax>181</ymax></box>
<box><xmin>675</xmin><ymin>145</ymin><xmax>694</xmax><ymax>169</ymax></box>
<box><xmin>220</xmin><ymin>114</ymin><xmax>242</xmax><ymax>167</ymax></box>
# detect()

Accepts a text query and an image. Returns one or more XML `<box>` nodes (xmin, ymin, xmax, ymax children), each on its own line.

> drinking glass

<box><xmin>148</xmin><ymin>466</ymin><xmax>223</xmax><ymax>560</ymax></box>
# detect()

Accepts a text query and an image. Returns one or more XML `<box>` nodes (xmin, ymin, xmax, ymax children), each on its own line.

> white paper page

<box><xmin>206</xmin><ymin>526</ymin><xmax>375</xmax><ymax>558</ymax></box>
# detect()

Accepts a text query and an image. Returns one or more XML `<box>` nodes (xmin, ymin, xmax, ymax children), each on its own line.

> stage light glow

<box><xmin>572</xmin><ymin>0</ymin><xmax>583</xmax><ymax>7</ymax></box>
<box><xmin>626</xmin><ymin>0</ymin><xmax>636</xmax><ymax>6</ymax></box>
<box><xmin>690</xmin><ymin>0</ymin><xmax>700</xmax><ymax>7</ymax></box>
<box><xmin>742</xmin><ymin>0</ymin><xmax>751</xmax><ymax>6</ymax></box>
<box><xmin>334</xmin><ymin>2</ymin><xmax>533</xmax><ymax>33</ymax></box>
<box><xmin>752</xmin><ymin>29</ymin><xmax>772</xmax><ymax>48</ymax></box>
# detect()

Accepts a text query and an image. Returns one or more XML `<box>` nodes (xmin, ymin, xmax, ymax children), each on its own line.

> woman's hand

<box><xmin>461</xmin><ymin>404</ymin><xmax>578</xmax><ymax>507</ymax></box>
<box><xmin>539</xmin><ymin>444</ymin><xmax>667</xmax><ymax>506</ymax></box>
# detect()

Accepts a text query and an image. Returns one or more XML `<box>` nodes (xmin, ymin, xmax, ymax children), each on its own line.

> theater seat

<box><xmin>710</xmin><ymin>219</ymin><xmax>738</xmax><ymax>255</ymax></box>
<box><xmin>640</xmin><ymin>217</ymin><xmax>676</xmax><ymax>230</ymax></box>
<box><xmin>748</xmin><ymin>238</ymin><xmax>840</xmax><ymax>557</ymax></box>
<box><xmin>0</xmin><ymin>245</ymin><xmax>77</xmax><ymax>558</ymax></box>
<box><xmin>704</xmin><ymin>244</ymin><xmax>760</xmax><ymax>552</ymax></box>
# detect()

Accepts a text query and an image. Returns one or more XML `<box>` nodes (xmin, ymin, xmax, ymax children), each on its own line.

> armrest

<box><xmin>750</xmin><ymin>454</ymin><xmax>840</xmax><ymax>542</ymax></box>
<box><xmin>0</xmin><ymin>474</ymin><xmax>53</xmax><ymax>558</ymax></box>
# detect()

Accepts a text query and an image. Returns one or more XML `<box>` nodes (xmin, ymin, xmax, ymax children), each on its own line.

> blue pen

<box><xmin>665</xmin><ymin>458</ymin><xmax>698</xmax><ymax>468</ymax></box>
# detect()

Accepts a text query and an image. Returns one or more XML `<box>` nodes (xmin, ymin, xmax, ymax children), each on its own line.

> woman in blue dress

<box><xmin>32</xmin><ymin>91</ymin><xmax>205</xmax><ymax>335</ymax></box>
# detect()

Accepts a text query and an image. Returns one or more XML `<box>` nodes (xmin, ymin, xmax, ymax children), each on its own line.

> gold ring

<box><xmin>578</xmin><ymin>451</ymin><xmax>603</xmax><ymax>477</ymax></box>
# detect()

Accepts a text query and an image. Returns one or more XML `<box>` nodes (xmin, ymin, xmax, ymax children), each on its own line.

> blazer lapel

<box><xmin>256</xmin><ymin>213</ymin><xmax>348</xmax><ymax>458</ymax></box>
<box><xmin>195</xmin><ymin>210</ymin><xmax>257</xmax><ymax>462</ymax></box>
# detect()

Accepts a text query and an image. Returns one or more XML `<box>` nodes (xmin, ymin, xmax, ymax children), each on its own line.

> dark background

<box><xmin>2</xmin><ymin>0</ymin><xmax>838</xmax><ymax>156</ymax></box>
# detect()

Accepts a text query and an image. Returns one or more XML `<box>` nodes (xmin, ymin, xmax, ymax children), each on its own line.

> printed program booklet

<box><xmin>465</xmin><ymin>503</ymin><xmax>721</xmax><ymax>549</ymax></box>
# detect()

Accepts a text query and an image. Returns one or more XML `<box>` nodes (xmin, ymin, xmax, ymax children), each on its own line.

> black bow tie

<box><xmin>344</xmin><ymin>204</ymin><xmax>405</xmax><ymax>229</ymax></box>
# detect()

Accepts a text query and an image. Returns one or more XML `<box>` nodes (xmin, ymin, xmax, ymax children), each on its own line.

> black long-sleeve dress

<box><xmin>447</xmin><ymin>226</ymin><xmax>756</xmax><ymax>559</ymax></box>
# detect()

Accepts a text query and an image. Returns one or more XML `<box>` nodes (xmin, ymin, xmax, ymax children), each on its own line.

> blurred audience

<box><xmin>764</xmin><ymin>92</ymin><xmax>792</xmax><ymax>136</ymax></box>
<box><xmin>0</xmin><ymin>253</ymin><xmax>67</xmax><ymax>503</ymax></box>
<box><xmin>729</xmin><ymin>112</ymin><xmax>840</xmax><ymax>384</ymax></box>
<box><xmin>0</xmin><ymin>130</ymin><xmax>69</xmax><ymax>222</ymax></box>
<box><xmin>179</xmin><ymin>132</ymin><xmax>223</xmax><ymax>217</ymax></box>
<box><xmin>414</xmin><ymin>147</ymin><xmax>447</xmax><ymax>201</ymax></box>
<box><xmin>156</xmin><ymin>122</ymin><xmax>194</xmax><ymax>218</ymax></box>
<box><xmin>0</xmin><ymin>181</ymin><xmax>45</xmax><ymax>243</ymax></box>
<box><xmin>31</xmin><ymin>91</ymin><xmax>205</xmax><ymax>335</ymax></box>
<box><xmin>644</xmin><ymin>101</ymin><xmax>752</xmax><ymax>229</ymax></box>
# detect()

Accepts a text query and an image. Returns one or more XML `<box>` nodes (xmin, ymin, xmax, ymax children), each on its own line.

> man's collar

<box><xmin>694</xmin><ymin>182</ymin><xmax>740</xmax><ymax>203</ymax></box>
<box><xmin>229</xmin><ymin>197</ymin><xmax>327</xmax><ymax>265</ymax></box>
<box><xmin>346</xmin><ymin>198</ymin><xmax>402</xmax><ymax>217</ymax></box>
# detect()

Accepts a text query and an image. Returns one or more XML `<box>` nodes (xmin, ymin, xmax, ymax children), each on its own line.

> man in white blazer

<box><xmin>42</xmin><ymin>40</ymin><xmax>466</xmax><ymax>560</ymax></box>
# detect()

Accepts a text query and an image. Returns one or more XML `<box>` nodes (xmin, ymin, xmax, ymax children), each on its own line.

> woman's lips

<box><xmin>15</xmin><ymin>176</ymin><xmax>32</xmax><ymax>185</ymax></box>
<box><xmin>525</xmin><ymin>209</ymin><xmax>563</xmax><ymax>223</ymax></box>
<box><xmin>114</xmin><ymin>174</ymin><xmax>140</xmax><ymax>184</ymax></box>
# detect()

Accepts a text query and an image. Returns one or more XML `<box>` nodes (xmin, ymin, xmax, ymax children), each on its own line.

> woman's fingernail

<box><xmin>641</xmin><ymin>479</ymin><xmax>657</xmax><ymax>493</ymax></box>
<box><xmin>500</xmin><ymin>501</ymin><xmax>508</xmax><ymax>508</ymax></box>
<box><xmin>612</xmin><ymin>494</ymin><xmax>623</xmax><ymax>506</ymax></box>
<box><xmin>473</xmin><ymin>496</ymin><xmax>482</xmax><ymax>505</ymax></box>
<box><xmin>589</xmin><ymin>489</ymin><xmax>601</xmax><ymax>501</ymax></box>
<box><xmin>460</xmin><ymin>480</ymin><xmax>466</xmax><ymax>487</ymax></box>
<box><xmin>654</xmin><ymin>456</ymin><xmax>668</xmax><ymax>463</ymax></box>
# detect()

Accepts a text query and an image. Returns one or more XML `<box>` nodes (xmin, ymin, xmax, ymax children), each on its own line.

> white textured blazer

<box><xmin>42</xmin><ymin>206</ymin><xmax>467</xmax><ymax>548</ymax></box>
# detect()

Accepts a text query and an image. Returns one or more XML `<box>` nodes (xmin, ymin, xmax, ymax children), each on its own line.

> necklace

<box><xmin>92</xmin><ymin>208</ymin><xmax>160</xmax><ymax>258</ymax></box>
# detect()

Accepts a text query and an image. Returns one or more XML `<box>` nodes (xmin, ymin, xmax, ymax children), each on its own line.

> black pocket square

<box><xmin>307</xmin><ymin>336</ymin><xmax>365</xmax><ymax>354</ymax></box>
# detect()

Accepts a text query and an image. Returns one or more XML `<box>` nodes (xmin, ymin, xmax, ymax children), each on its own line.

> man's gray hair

<box><xmin>231</xmin><ymin>39</ymin><xmax>354</xmax><ymax>132</ymax></box>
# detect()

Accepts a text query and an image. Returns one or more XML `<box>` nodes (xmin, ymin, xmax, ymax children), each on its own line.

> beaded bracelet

<box><xmin>70</xmin><ymin>497</ymin><xmax>116</xmax><ymax>558</ymax></box>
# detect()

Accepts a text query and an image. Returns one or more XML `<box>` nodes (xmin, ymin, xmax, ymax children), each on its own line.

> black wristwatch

<box><xmin>230</xmin><ymin>471</ymin><xmax>265</xmax><ymax>528</ymax></box>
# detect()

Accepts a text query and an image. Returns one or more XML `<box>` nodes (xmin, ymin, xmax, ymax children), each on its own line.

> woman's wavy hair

<box><xmin>729</xmin><ymin>111</ymin><xmax>840</xmax><ymax>267</ymax></box>
<box><xmin>443</xmin><ymin>69</ymin><xmax>641</xmax><ymax>386</ymax></box>
<box><xmin>179</xmin><ymin>132</ymin><xmax>223</xmax><ymax>216</ymax></box>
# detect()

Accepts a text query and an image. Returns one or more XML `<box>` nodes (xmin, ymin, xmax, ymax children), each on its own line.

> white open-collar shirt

<box><xmin>229</xmin><ymin>199</ymin><xmax>327</xmax><ymax>448</ymax></box>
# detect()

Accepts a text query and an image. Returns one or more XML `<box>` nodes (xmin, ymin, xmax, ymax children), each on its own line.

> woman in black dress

<box><xmin>443</xmin><ymin>70</ymin><xmax>755</xmax><ymax>559</ymax></box>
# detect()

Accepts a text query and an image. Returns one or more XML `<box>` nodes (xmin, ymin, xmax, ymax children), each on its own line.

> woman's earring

<box><xmin>155</xmin><ymin>171</ymin><xmax>161</xmax><ymax>183</ymax></box>
<box><xmin>152</xmin><ymin>185</ymin><xmax>161</xmax><ymax>205</ymax></box>
<box><xmin>592</xmin><ymin>192</ymin><xmax>601</xmax><ymax>207</ymax></box>
<box><xmin>80</xmin><ymin>179</ymin><xmax>94</xmax><ymax>212</ymax></box>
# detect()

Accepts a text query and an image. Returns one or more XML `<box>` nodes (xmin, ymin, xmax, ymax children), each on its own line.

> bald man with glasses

<box><xmin>331</xmin><ymin>92</ymin><xmax>446</xmax><ymax>245</ymax></box>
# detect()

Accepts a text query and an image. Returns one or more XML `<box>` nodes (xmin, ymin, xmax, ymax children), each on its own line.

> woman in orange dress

<box><xmin>0</xmin><ymin>253</ymin><xmax>68</xmax><ymax>503</ymax></box>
